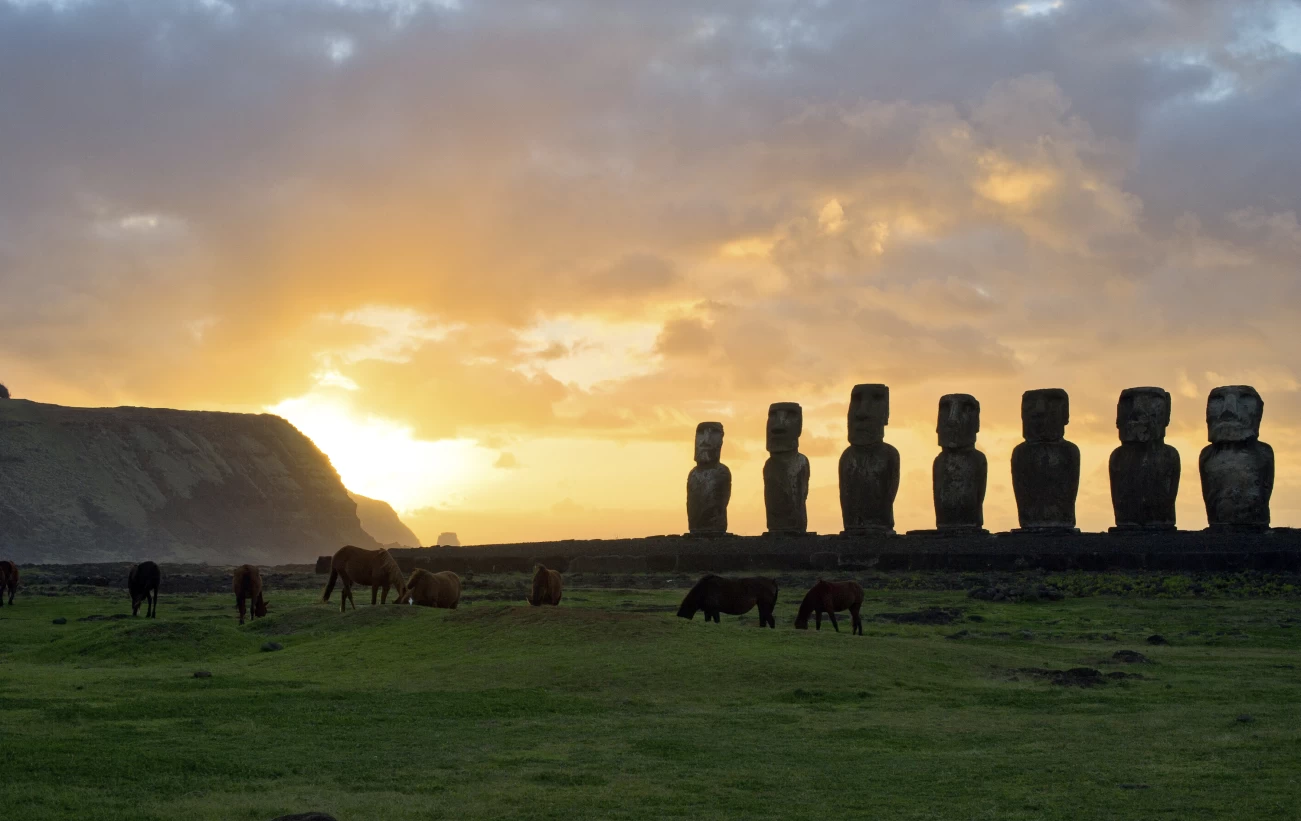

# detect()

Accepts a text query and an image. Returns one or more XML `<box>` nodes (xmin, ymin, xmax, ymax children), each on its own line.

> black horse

<box><xmin>128</xmin><ymin>561</ymin><xmax>160</xmax><ymax>618</ymax></box>
<box><xmin>676</xmin><ymin>574</ymin><xmax>778</xmax><ymax>628</ymax></box>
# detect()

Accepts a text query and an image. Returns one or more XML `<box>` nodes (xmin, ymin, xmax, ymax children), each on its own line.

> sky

<box><xmin>3</xmin><ymin>0</ymin><xmax>1301</xmax><ymax>544</ymax></box>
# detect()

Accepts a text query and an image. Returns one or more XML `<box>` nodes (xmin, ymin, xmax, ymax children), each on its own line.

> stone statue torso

<box><xmin>839</xmin><ymin>443</ymin><xmax>899</xmax><ymax>532</ymax></box>
<box><xmin>764</xmin><ymin>451</ymin><xmax>809</xmax><ymax>533</ymax></box>
<box><xmin>1200</xmin><ymin>440</ymin><xmax>1273</xmax><ymax>527</ymax></box>
<box><xmin>1109</xmin><ymin>443</ymin><xmax>1180</xmax><ymax>529</ymax></box>
<box><xmin>1011</xmin><ymin>440</ymin><xmax>1080</xmax><ymax>529</ymax></box>
<box><xmin>933</xmin><ymin>448</ymin><xmax>986</xmax><ymax>528</ymax></box>
<box><xmin>687</xmin><ymin>463</ymin><xmax>731</xmax><ymax>533</ymax></box>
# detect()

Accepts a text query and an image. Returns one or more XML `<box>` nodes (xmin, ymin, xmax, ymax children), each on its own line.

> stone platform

<box><xmin>365</xmin><ymin>530</ymin><xmax>1301</xmax><ymax>576</ymax></box>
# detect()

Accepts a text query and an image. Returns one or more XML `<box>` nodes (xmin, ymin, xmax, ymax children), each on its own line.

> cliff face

<box><xmin>0</xmin><ymin>400</ymin><xmax>378</xmax><ymax>564</ymax></box>
<box><xmin>349</xmin><ymin>492</ymin><xmax>422</xmax><ymax>547</ymax></box>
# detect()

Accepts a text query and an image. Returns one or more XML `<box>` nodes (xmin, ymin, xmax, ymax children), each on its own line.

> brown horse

<box><xmin>233</xmin><ymin>564</ymin><xmax>269</xmax><ymax>625</ymax></box>
<box><xmin>794</xmin><ymin>579</ymin><xmax>864</xmax><ymax>634</ymax></box>
<box><xmin>321</xmin><ymin>545</ymin><xmax>407</xmax><ymax>613</ymax></box>
<box><xmin>0</xmin><ymin>560</ymin><xmax>17</xmax><ymax>607</ymax></box>
<box><xmin>128</xmin><ymin>561</ymin><xmax>160</xmax><ymax>618</ymax></box>
<box><xmin>676</xmin><ymin>574</ymin><xmax>778</xmax><ymax>628</ymax></box>
<box><xmin>527</xmin><ymin>564</ymin><xmax>563</xmax><ymax>606</ymax></box>
<box><xmin>404</xmin><ymin>569</ymin><xmax>461</xmax><ymax>609</ymax></box>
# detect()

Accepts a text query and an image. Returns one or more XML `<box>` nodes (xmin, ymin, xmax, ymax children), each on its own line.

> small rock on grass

<box><xmin>1236</xmin><ymin>714</ymin><xmax>1254</xmax><ymax>723</ymax></box>
<box><xmin>1112</xmin><ymin>650</ymin><xmax>1150</xmax><ymax>664</ymax></box>
<box><xmin>1146</xmin><ymin>634</ymin><xmax>1168</xmax><ymax>645</ymax></box>
<box><xmin>193</xmin><ymin>671</ymin><xmax>212</xmax><ymax>679</ymax></box>
<box><xmin>261</xmin><ymin>641</ymin><xmax>284</xmax><ymax>652</ymax></box>
<box><xmin>271</xmin><ymin>814</ymin><xmax>338</xmax><ymax>821</ymax></box>
<box><xmin>52</xmin><ymin>617</ymin><xmax>67</xmax><ymax>625</ymax></box>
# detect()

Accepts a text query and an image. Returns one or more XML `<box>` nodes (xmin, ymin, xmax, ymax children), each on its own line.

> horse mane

<box><xmin>378</xmin><ymin>550</ymin><xmax>406</xmax><ymax>592</ymax></box>
<box><xmin>794</xmin><ymin>585</ymin><xmax>818</xmax><ymax>624</ymax></box>
<box><xmin>676</xmin><ymin>574</ymin><xmax>718</xmax><ymax>619</ymax></box>
<box><xmin>533</xmin><ymin>564</ymin><xmax>545</xmax><ymax>575</ymax></box>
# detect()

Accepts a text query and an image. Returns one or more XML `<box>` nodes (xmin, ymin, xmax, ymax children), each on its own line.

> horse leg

<box><xmin>237</xmin><ymin>594</ymin><xmax>245</xmax><ymax>626</ymax></box>
<box><xmin>150</xmin><ymin>588</ymin><xmax>157</xmax><ymax>618</ymax></box>
<box><xmin>829</xmin><ymin>611</ymin><xmax>840</xmax><ymax>633</ymax></box>
<box><xmin>381</xmin><ymin>583</ymin><xmax>389</xmax><ymax>605</ymax></box>
<box><xmin>851</xmin><ymin>605</ymin><xmax>862</xmax><ymax>635</ymax></box>
<box><xmin>815</xmin><ymin>611</ymin><xmax>821</xmax><ymax>631</ymax></box>
<box><xmin>339</xmin><ymin>577</ymin><xmax>351</xmax><ymax>613</ymax></box>
<box><xmin>371</xmin><ymin>585</ymin><xmax>379</xmax><ymax>606</ymax></box>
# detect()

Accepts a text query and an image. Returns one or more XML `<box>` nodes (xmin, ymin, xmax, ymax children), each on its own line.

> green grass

<box><xmin>1</xmin><ymin>583</ymin><xmax>1299</xmax><ymax>820</ymax></box>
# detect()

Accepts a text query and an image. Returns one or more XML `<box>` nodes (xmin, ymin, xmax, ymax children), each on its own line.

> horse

<box><xmin>404</xmin><ymin>569</ymin><xmax>461</xmax><ymax>609</ymax></box>
<box><xmin>321</xmin><ymin>545</ymin><xmax>407</xmax><ymax>613</ymax></box>
<box><xmin>527</xmin><ymin>564</ymin><xmax>563</xmax><ymax>606</ymax></box>
<box><xmin>794</xmin><ymin>579</ymin><xmax>864</xmax><ymax>634</ymax></box>
<box><xmin>128</xmin><ymin>561</ymin><xmax>160</xmax><ymax>618</ymax></box>
<box><xmin>0</xmin><ymin>560</ymin><xmax>17</xmax><ymax>607</ymax></box>
<box><xmin>676</xmin><ymin>574</ymin><xmax>778</xmax><ymax>628</ymax></box>
<box><xmin>233</xmin><ymin>564</ymin><xmax>269</xmax><ymax>625</ymax></box>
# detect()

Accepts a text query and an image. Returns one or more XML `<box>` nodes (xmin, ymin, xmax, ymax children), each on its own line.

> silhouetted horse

<box><xmin>404</xmin><ymin>569</ymin><xmax>461</xmax><ymax>609</ymax></box>
<box><xmin>233</xmin><ymin>564</ymin><xmax>269</xmax><ymax>625</ymax></box>
<box><xmin>794</xmin><ymin>579</ymin><xmax>864</xmax><ymax>634</ymax></box>
<box><xmin>128</xmin><ymin>561</ymin><xmax>160</xmax><ymax>618</ymax></box>
<box><xmin>527</xmin><ymin>564</ymin><xmax>563</xmax><ymax>606</ymax></box>
<box><xmin>0</xmin><ymin>560</ymin><xmax>17</xmax><ymax>607</ymax></box>
<box><xmin>321</xmin><ymin>545</ymin><xmax>407</xmax><ymax>613</ymax></box>
<box><xmin>677</xmin><ymin>574</ymin><xmax>778</xmax><ymax>628</ymax></box>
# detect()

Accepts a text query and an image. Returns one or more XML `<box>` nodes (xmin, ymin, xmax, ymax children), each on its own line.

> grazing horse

<box><xmin>0</xmin><ymin>560</ymin><xmax>17</xmax><ymax>607</ymax></box>
<box><xmin>794</xmin><ymin>579</ymin><xmax>864</xmax><ymax>634</ymax></box>
<box><xmin>128</xmin><ymin>561</ymin><xmax>160</xmax><ymax>618</ymax></box>
<box><xmin>321</xmin><ymin>545</ymin><xmax>407</xmax><ymax>613</ymax></box>
<box><xmin>404</xmin><ymin>569</ymin><xmax>461</xmax><ymax>609</ymax></box>
<box><xmin>527</xmin><ymin>564</ymin><xmax>563</xmax><ymax>606</ymax></box>
<box><xmin>233</xmin><ymin>564</ymin><xmax>269</xmax><ymax>625</ymax></box>
<box><xmin>676</xmin><ymin>574</ymin><xmax>778</xmax><ymax>628</ymax></box>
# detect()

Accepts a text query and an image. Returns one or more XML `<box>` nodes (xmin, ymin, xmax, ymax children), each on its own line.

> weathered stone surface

<box><xmin>839</xmin><ymin>384</ymin><xmax>899</xmax><ymax>534</ymax></box>
<box><xmin>932</xmin><ymin>394</ymin><xmax>987</xmax><ymax>530</ymax></box>
<box><xmin>763</xmin><ymin>403</ymin><xmax>809</xmax><ymax>534</ymax></box>
<box><xmin>1200</xmin><ymin>385</ymin><xmax>1273</xmax><ymax>530</ymax></box>
<box><xmin>1012</xmin><ymin>389</ymin><xmax>1079</xmax><ymax>531</ymax></box>
<box><xmin>0</xmin><ymin>399</ymin><xmax>378</xmax><ymax>564</ymax></box>
<box><xmin>686</xmin><ymin>421</ymin><xmax>731</xmax><ymax>534</ymax></box>
<box><xmin>349</xmin><ymin>492</ymin><xmax>421</xmax><ymax>547</ymax></box>
<box><xmin>1110</xmin><ymin>387</ymin><xmax>1180</xmax><ymax>530</ymax></box>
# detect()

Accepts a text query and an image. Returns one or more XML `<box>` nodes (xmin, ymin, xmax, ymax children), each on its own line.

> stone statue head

<box><xmin>694</xmin><ymin>421</ymin><xmax>724</xmax><ymax>465</ymax></box>
<box><xmin>1117</xmin><ymin>387</ymin><xmax>1171</xmax><ymax>444</ymax></box>
<box><xmin>1207</xmin><ymin>385</ymin><xmax>1263</xmax><ymax>443</ymax></box>
<box><xmin>766</xmin><ymin>402</ymin><xmax>803</xmax><ymax>454</ymax></box>
<box><xmin>1022</xmin><ymin>388</ymin><xmax>1069</xmax><ymax>443</ymax></box>
<box><xmin>937</xmin><ymin>394</ymin><xmax>980</xmax><ymax>449</ymax></box>
<box><xmin>847</xmin><ymin>383</ymin><xmax>889</xmax><ymax>446</ymax></box>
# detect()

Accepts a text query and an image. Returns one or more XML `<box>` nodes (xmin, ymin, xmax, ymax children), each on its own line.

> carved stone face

<box><xmin>1207</xmin><ymin>385</ymin><xmax>1263</xmax><ymax>442</ymax></box>
<box><xmin>1022</xmin><ymin>388</ymin><xmax>1069</xmax><ymax>442</ymax></box>
<box><xmin>766</xmin><ymin>402</ymin><xmax>803</xmax><ymax>453</ymax></box>
<box><xmin>694</xmin><ymin>421</ymin><xmax>724</xmax><ymax>465</ymax></box>
<box><xmin>847</xmin><ymin>383</ymin><xmax>889</xmax><ymax>446</ymax></box>
<box><xmin>1117</xmin><ymin>387</ymin><xmax>1170</xmax><ymax>444</ymax></box>
<box><xmin>937</xmin><ymin>394</ymin><xmax>980</xmax><ymax>448</ymax></box>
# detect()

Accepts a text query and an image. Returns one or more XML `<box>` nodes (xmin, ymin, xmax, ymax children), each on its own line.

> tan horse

<box><xmin>321</xmin><ymin>545</ymin><xmax>407</xmax><ymax>613</ymax></box>
<box><xmin>233</xmin><ymin>564</ymin><xmax>269</xmax><ymax>625</ymax></box>
<box><xmin>405</xmin><ymin>569</ymin><xmax>461</xmax><ymax>609</ymax></box>
<box><xmin>527</xmin><ymin>564</ymin><xmax>562</xmax><ymax>606</ymax></box>
<box><xmin>0</xmin><ymin>560</ymin><xmax>17</xmax><ymax>607</ymax></box>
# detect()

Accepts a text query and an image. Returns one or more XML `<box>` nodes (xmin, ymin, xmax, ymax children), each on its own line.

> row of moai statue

<box><xmin>686</xmin><ymin>384</ymin><xmax>1274</xmax><ymax>535</ymax></box>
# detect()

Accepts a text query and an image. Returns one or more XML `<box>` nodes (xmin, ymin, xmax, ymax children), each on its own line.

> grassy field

<box><xmin>0</xmin><ymin>579</ymin><xmax>1298</xmax><ymax>820</ymax></box>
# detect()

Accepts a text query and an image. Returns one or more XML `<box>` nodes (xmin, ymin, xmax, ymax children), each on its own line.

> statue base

<box><xmin>763</xmin><ymin>530</ymin><xmax>816</xmax><ymax>537</ymax></box>
<box><xmin>1007</xmin><ymin>527</ymin><xmax>1080</xmax><ymax>536</ymax></box>
<box><xmin>682</xmin><ymin>531</ymin><xmax>737</xmax><ymax>538</ymax></box>
<box><xmin>1109</xmin><ymin>524</ymin><xmax>1176</xmax><ymax>533</ymax></box>
<box><xmin>1205</xmin><ymin>523</ymin><xmax>1270</xmax><ymax>534</ymax></box>
<box><xmin>905</xmin><ymin>527</ymin><xmax>989</xmax><ymax>538</ymax></box>
<box><xmin>839</xmin><ymin>527</ymin><xmax>896</xmax><ymax>537</ymax></box>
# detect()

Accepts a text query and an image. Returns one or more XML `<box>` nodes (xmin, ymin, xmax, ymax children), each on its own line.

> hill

<box><xmin>349</xmin><ymin>491</ymin><xmax>422</xmax><ymax>547</ymax></box>
<box><xmin>0</xmin><ymin>399</ymin><xmax>378</xmax><ymax>563</ymax></box>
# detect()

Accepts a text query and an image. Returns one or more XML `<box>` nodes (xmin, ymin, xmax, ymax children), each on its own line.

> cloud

<box><xmin>3</xmin><ymin>0</ymin><xmax>1301</xmax><ymax>536</ymax></box>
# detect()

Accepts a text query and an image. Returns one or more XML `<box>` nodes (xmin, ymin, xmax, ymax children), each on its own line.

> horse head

<box><xmin>254</xmin><ymin>599</ymin><xmax>269</xmax><ymax>618</ymax></box>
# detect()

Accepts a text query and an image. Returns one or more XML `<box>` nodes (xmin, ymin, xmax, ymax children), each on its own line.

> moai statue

<box><xmin>932</xmin><ymin>394</ymin><xmax>987</xmax><ymax>531</ymax></box>
<box><xmin>1200</xmin><ymin>386</ymin><xmax>1273</xmax><ymax>530</ymax></box>
<box><xmin>1011</xmin><ymin>388</ymin><xmax>1080</xmax><ymax>532</ymax></box>
<box><xmin>686</xmin><ymin>422</ymin><xmax>731</xmax><ymax>535</ymax></box>
<box><xmin>763</xmin><ymin>402</ymin><xmax>810</xmax><ymax>534</ymax></box>
<box><xmin>839</xmin><ymin>384</ymin><xmax>900</xmax><ymax>535</ymax></box>
<box><xmin>1109</xmin><ymin>387</ymin><xmax>1180</xmax><ymax>531</ymax></box>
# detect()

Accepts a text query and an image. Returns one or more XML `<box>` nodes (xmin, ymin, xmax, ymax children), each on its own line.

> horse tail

<box><xmin>321</xmin><ymin>568</ymin><xmax>338</xmax><ymax>603</ymax></box>
<box><xmin>677</xmin><ymin>575</ymin><xmax>711</xmax><ymax>619</ymax></box>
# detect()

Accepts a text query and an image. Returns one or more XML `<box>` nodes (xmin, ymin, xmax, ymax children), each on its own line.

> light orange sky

<box><xmin>3</xmin><ymin>0</ymin><xmax>1301</xmax><ymax>544</ymax></box>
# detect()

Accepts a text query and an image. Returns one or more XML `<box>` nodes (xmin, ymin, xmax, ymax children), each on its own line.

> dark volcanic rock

<box><xmin>1112</xmin><ymin>650</ymin><xmax>1150</xmax><ymax>664</ymax></box>
<box><xmin>875</xmin><ymin>607</ymin><xmax>963</xmax><ymax>625</ymax></box>
<box><xmin>1146</xmin><ymin>634</ymin><xmax>1169</xmax><ymax>645</ymax></box>
<box><xmin>52</xmin><ymin>617</ymin><xmax>67</xmax><ymax>625</ymax></box>
<box><xmin>193</xmin><ymin>671</ymin><xmax>212</xmax><ymax>678</ymax></box>
<box><xmin>271</xmin><ymin>814</ymin><xmax>338</xmax><ymax>821</ymax></box>
<box><xmin>261</xmin><ymin>642</ymin><xmax>284</xmax><ymax>652</ymax></box>
<box><xmin>0</xmin><ymin>399</ymin><xmax>379</xmax><ymax>563</ymax></box>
